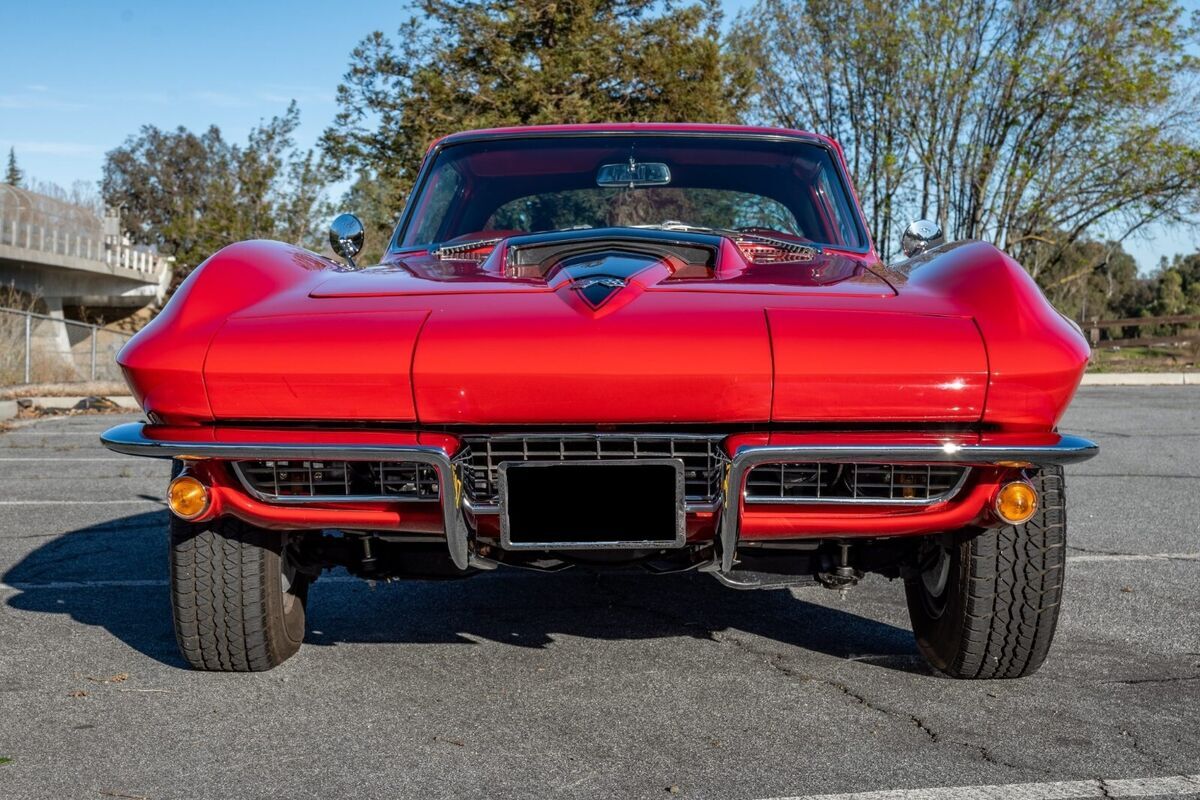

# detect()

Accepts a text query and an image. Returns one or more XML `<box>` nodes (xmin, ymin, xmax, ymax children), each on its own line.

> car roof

<box><xmin>430</xmin><ymin>123</ymin><xmax>841</xmax><ymax>153</ymax></box>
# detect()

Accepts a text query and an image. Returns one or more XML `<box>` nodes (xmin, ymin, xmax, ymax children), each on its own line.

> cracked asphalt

<box><xmin>0</xmin><ymin>386</ymin><xmax>1197</xmax><ymax>800</ymax></box>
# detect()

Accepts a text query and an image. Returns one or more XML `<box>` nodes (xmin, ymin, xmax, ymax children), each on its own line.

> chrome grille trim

<box><xmin>457</xmin><ymin>433</ymin><xmax>726</xmax><ymax>509</ymax></box>
<box><xmin>231</xmin><ymin>460</ymin><xmax>441</xmax><ymax>504</ymax></box>
<box><xmin>744</xmin><ymin>462</ymin><xmax>970</xmax><ymax>505</ymax></box>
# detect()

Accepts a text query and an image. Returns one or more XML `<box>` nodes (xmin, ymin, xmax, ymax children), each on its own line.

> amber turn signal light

<box><xmin>994</xmin><ymin>481</ymin><xmax>1037</xmax><ymax>525</ymax></box>
<box><xmin>168</xmin><ymin>474</ymin><xmax>210</xmax><ymax>520</ymax></box>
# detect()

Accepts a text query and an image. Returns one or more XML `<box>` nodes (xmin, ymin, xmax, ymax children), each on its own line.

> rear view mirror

<box><xmin>597</xmin><ymin>161</ymin><xmax>671</xmax><ymax>187</ymax></box>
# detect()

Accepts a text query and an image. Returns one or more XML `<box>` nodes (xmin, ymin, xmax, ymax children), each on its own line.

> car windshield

<box><xmin>397</xmin><ymin>134</ymin><xmax>868</xmax><ymax>251</ymax></box>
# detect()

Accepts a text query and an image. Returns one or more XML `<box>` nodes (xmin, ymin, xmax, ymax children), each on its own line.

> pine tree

<box><xmin>4</xmin><ymin>148</ymin><xmax>22</xmax><ymax>186</ymax></box>
<box><xmin>320</xmin><ymin>0</ymin><xmax>747</xmax><ymax>261</ymax></box>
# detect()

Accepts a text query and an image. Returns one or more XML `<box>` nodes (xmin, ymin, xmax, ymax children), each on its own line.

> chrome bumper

<box><xmin>713</xmin><ymin>436</ymin><xmax>1098</xmax><ymax>573</ymax></box>
<box><xmin>100</xmin><ymin>422</ymin><xmax>1098</xmax><ymax>575</ymax></box>
<box><xmin>100</xmin><ymin>422</ymin><xmax>475</xmax><ymax>571</ymax></box>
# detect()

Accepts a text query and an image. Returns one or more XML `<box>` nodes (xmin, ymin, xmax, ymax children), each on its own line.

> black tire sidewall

<box><xmin>905</xmin><ymin>532</ymin><xmax>973</xmax><ymax>676</ymax></box>
<box><xmin>270</xmin><ymin>533</ymin><xmax>309</xmax><ymax>648</ymax></box>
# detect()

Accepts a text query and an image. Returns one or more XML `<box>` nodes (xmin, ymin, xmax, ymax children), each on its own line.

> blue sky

<box><xmin>0</xmin><ymin>0</ymin><xmax>1192</xmax><ymax>269</ymax></box>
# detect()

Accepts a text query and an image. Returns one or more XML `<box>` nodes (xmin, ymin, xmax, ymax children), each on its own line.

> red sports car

<box><xmin>102</xmin><ymin>124</ymin><xmax>1097</xmax><ymax>676</ymax></box>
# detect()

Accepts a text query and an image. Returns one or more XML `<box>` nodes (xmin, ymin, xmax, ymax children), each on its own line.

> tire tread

<box><xmin>169</xmin><ymin>515</ymin><xmax>302</xmax><ymax>671</ymax></box>
<box><xmin>955</xmin><ymin>468</ymin><xmax>1066</xmax><ymax>678</ymax></box>
<box><xmin>906</xmin><ymin>466</ymin><xmax>1066</xmax><ymax>679</ymax></box>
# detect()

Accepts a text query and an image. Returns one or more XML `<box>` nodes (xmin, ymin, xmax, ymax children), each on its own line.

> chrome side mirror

<box><xmin>900</xmin><ymin>219</ymin><xmax>944</xmax><ymax>259</ymax></box>
<box><xmin>329</xmin><ymin>213</ymin><xmax>365</xmax><ymax>268</ymax></box>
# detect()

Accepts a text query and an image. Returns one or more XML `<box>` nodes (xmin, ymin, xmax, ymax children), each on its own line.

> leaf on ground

<box><xmin>433</xmin><ymin>735</ymin><xmax>465</xmax><ymax>747</ymax></box>
<box><xmin>0</xmin><ymin>757</ymin><xmax>11</xmax><ymax>766</ymax></box>
<box><xmin>84</xmin><ymin>673</ymin><xmax>129</xmax><ymax>684</ymax></box>
<box><xmin>67</xmin><ymin>690</ymin><xmax>88</xmax><ymax>698</ymax></box>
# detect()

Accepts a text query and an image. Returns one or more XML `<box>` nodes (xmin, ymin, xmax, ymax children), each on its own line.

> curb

<box><xmin>1</xmin><ymin>378</ymin><xmax>1192</xmax><ymax>421</ymax></box>
<box><xmin>0</xmin><ymin>395</ymin><xmax>139</xmax><ymax>421</ymax></box>
<box><xmin>1080</xmin><ymin>373</ymin><xmax>1197</xmax><ymax>386</ymax></box>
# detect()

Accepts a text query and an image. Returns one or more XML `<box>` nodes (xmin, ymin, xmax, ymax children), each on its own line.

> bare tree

<box><xmin>732</xmin><ymin>0</ymin><xmax>1200</xmax><ymax>267</ymax></box>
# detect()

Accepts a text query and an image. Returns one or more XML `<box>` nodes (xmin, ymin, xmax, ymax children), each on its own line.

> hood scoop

<box><xmin>504</xmin><ymin>227</ymin><xmax>719</xmax><ymax>277</ymax></box>
<box><xmin>547</xmin><ymin>250</ymin><xmax>665</xmax><ymax>316</ymax></box>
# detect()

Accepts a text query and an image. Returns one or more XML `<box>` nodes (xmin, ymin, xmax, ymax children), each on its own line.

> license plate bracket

<box><xmin>499</xmin><ymin>459</ymin><xmax>686</xmax><ymax>550</ymax></box>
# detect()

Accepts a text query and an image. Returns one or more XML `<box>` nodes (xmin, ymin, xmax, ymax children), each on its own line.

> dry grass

<box><xmin>1088</xmin><ymin>343</ymin><xmax>1198</xmax><ymax>373</ymax></box>
<box><xmin>0</xmin><ymin>284</ymin><xmax>40</xmax><ymax>385</ymax></box>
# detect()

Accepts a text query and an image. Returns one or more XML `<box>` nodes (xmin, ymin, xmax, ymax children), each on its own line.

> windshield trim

<box><xmin>388</xmin><ymin>131</ymin><xmax>873</xmax><ymax>257</ymax></box>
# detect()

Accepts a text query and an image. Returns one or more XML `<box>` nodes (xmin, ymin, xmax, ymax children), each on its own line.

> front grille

<box><xmin>233</xmin><ymin>460</ymin><xmax>440</xmax><ymax>502</ymax></box>
<box><xmin>459</xmin><ymin>434</ymin><xmax>725</xmax><ymax>505</ymax></box>
<box><xmin>745</xmin><ymin>463</ymin><xmax>969</xmax><ymax>504</ymax></box>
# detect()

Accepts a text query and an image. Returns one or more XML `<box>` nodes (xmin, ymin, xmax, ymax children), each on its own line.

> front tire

<box><xmin>904</xmin><ymin>466</ymin><xmax>1066</xmax><ymax>679</ymax></box>
<box><xmin>169</xmin><ymin>515</ymin><xmax>310</xmax><ymax>671</ymax></box>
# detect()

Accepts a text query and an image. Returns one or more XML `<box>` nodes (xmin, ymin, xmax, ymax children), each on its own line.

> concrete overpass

<box><xmin>0</xmin><ymin>185</ymin><xmax>170</xmax><ymax>383</ymax></box>
<box><xmin>0</xmin><ymin>185</ymin><xmax>171</xmax><ymax>319</ymax></box>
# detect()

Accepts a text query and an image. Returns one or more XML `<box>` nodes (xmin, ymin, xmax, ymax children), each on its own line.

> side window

<box><xmin>815</xmin><ymin>169</ymin><xmax>861</xmax><ymax>247</ymax></box>
<box><xmin>409</xmin><ymin>163</ymin><xmax>464</xmax><ymax>245</ymax></box>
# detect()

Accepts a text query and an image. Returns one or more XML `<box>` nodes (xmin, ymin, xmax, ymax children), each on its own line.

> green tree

<box><xmin>732</xmin><ymin>0</ymin><xmax>1200</xmax><ymax>267</ymax></box>
<box><xmin>1019</xmin><ymin>235</ymin><xmax>1142</xmax><ymax>322</ymax></box>
<box><xmin>1154</xmin><ymin>268</ymin><xmax>1187</xmax><ymax>316</ymax></box>
<box><xmin>4</xmin><ymin>148</ymin><xmax>22</xmax><ymax>186</ymax></box>
<box><xmin>1153</xmin><ymin>253</ymin><xmax>1200</xmax><ymax>317</ymax></box>
<box><xmin>101</xmin><ymin>102</ymin><xmax>329</xmax><ymax>283</ymax></box>
<box><xmin>320</xmin><ymin>0</ymin><xmax>746</xmax><ymax>260</ymax></box>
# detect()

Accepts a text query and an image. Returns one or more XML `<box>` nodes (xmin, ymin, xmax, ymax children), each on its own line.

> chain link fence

<box><xmin>0</xmin><ymin>307</ymin><xmax>131</xmax><ymax>385</ymax></box>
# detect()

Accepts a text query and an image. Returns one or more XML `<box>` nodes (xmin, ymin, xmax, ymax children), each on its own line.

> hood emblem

<box><xmin>570</xmin><ymin>275</ymin><xmax>627</xmax><ymax>308</ymax></box>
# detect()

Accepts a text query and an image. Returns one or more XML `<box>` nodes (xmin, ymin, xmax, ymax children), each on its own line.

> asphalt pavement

<box><xmin>0</xmin><ymin>387</ymin><xmax>1197</xmax><ymax>800</ymax></box>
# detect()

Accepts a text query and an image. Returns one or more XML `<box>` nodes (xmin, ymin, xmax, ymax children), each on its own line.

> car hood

<box><xmin>203</xmin><ymin>235</ymin><xmax>984</xmax><ymax>424</ymax></box>
<box><xmin>120</xmin><ymin>238</ymin><xmax>1084</xmax><ymax>429</ymax></box>
<box><xmin>405</xmin><ymin>291</ymin><xmax>987</xmax><ymax>425</ymax></box>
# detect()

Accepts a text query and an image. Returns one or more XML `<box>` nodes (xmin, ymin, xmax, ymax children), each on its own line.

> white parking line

<box><xmin>1069</xmin><ymin>552</ymin><xmax>1200</xmax><ymax>563</ymax></box>
<box><xmin>0</xmin><ymin>499</ymin><xmax>163</xmax><ymax>505</ymax></box>
<box><xmin>0</xmin><ymin>575</ymin><xmax>404</xmax><ymax>591</ymax></box>
<box><xmin>757</xmin><ymin>774</ymin><xmax>1200</xmax><ymax>800</ymax></box>
<box><xmin>0</xmin><ymin>498</ymin><xmax>1195</xmax><ymax>562</ymax></box>
<box><xmin>0</xmin><ymin>579</ymin><xmax>168</xmax><ymax>590</ymax></box>
<box><xmin>0</xmin><ymin>457</ymin><xmax>140</xmax><ymax>462</ymax></box>
<box><xmin>0</xmin><ymin>431</ymin><xmax>107</xmax><ymax>435</ymax></box>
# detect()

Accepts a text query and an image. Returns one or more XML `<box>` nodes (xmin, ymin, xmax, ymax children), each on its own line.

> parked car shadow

<box><xmin>4</xmin><ymin>511</ymin><xmax>924</xmax><ymax>673</ymax></box>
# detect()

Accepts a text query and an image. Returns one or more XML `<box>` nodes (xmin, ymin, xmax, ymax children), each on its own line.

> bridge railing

<box><xmin>0</xmin><ymin>216</ymin><xmax>167</xmax><ymax>276</ymax></box>
<box><xmin>0</xmin><ymin>307</ymin><xmax>133</xmax><ymax>385</ymax></box>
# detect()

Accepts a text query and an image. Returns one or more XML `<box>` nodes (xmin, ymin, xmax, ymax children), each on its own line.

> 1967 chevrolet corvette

<box><xmin>101</xmin><ymin>124</ymin><xmax>1098</xmax><ymax>676</ymax></box>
